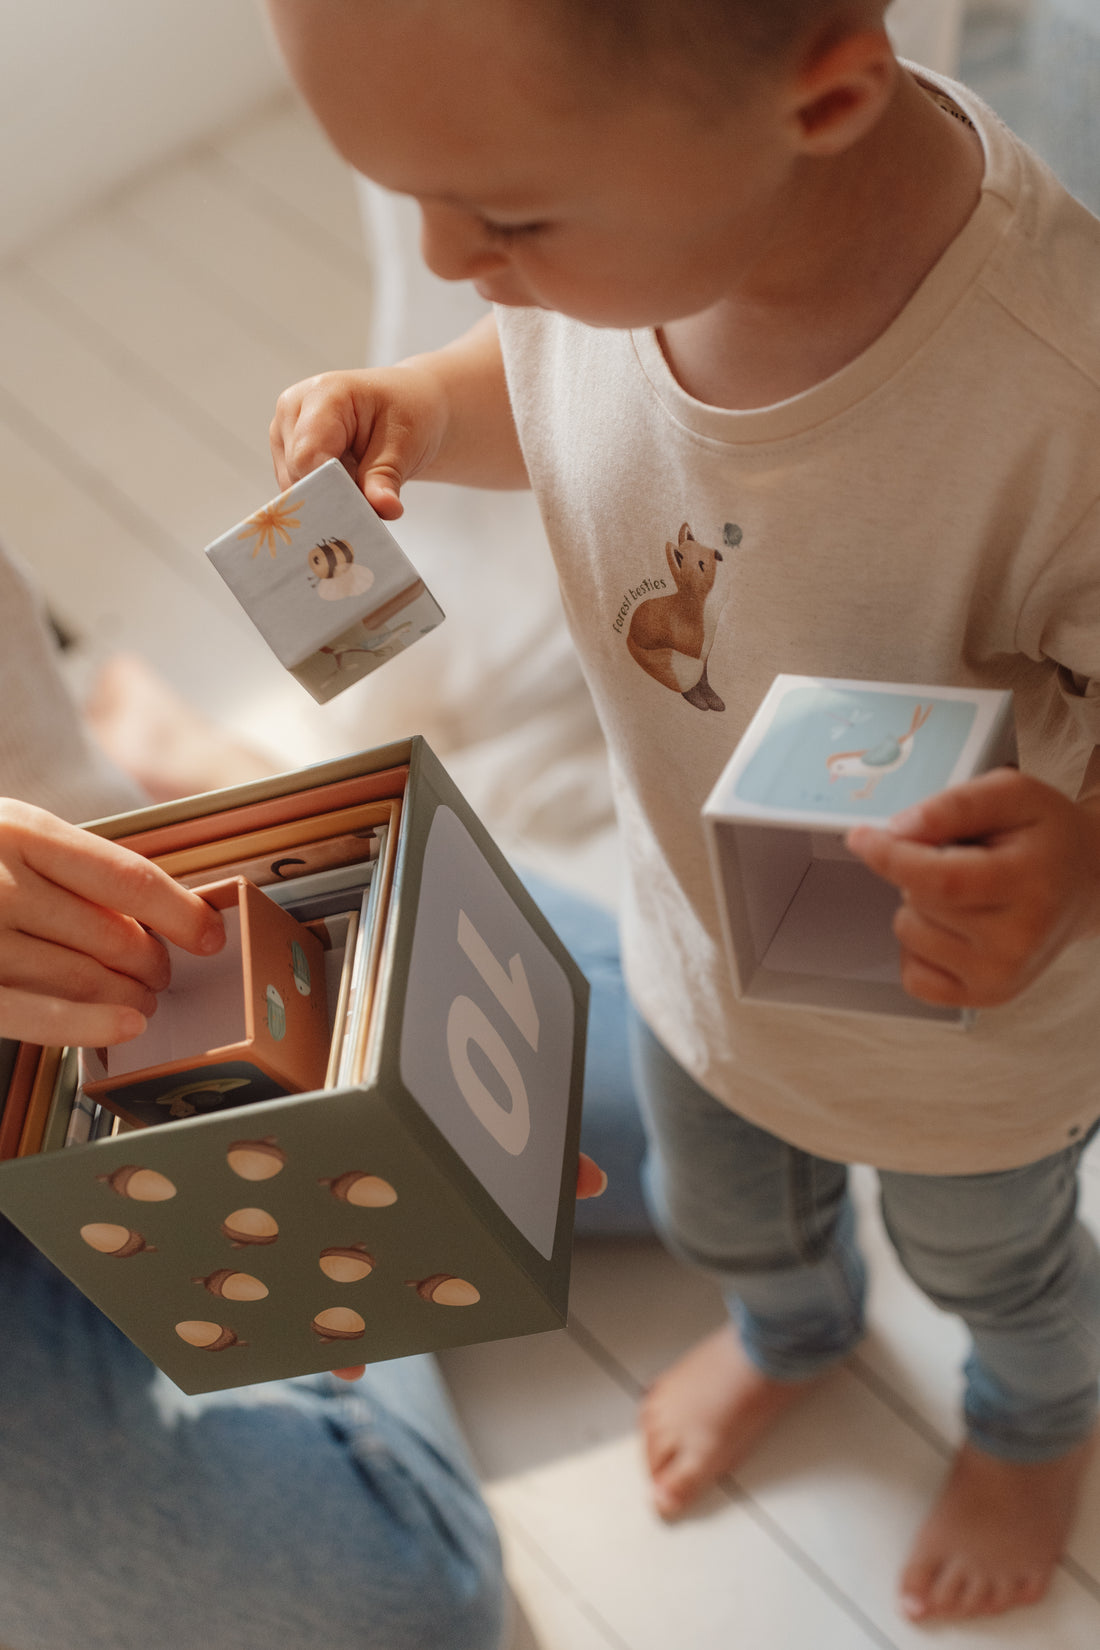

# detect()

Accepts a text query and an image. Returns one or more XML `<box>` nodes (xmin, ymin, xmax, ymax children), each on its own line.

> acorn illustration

<box><xmin>318</xmin><ymin>1171</ymin><xmax>397</xmax><ymax>1208</ymax></box>
<box><xmin>80</xmin><ymin>1222</ymin><xmax>155</xmax><ymax>1257</ymax></box>
<box><xmin>265</xmin><ymin>985</ymin><xmax>287</xmax><ymax>1040</ymax></box>
<box><xmin>226</xmin><ymin>1138</ymin><xmax>287</xmax><ymax>1182</ymax></box>
<box><xmin>221</xmin><ymin>1207</ymin><xmax>279</xmax><ymax>1247</ymax></box>
<box><xmin>175</xmin><ymin>1320</ymin><xmax>246</xmax><ymax>1351</ymax></box>
<box><xmin>407</xmin><ymin>1274</ymin><xmax>481</xmax><ymax>1307</ymax></box>
<box><xmin>96</xmin><ymin>1165</ymin><xmax>177</xmax><ymax>1202</ymax></box>
<box><xmin>310</xmin><ymin>1306</ymin><xmax>366</xmax><ymax>1343</ymax></box>
<box><xmin>319</xmin><ymin>1244</ymin><xmax>374</xmax><ymax>1283</ymax></box>
<box><xmin>193</xmin><ymin>1268</ymin><xmax>269</xmax><ymax>1301</ymax></box>
<box><xmin>290</xmin><ymin>940</ymin><xmax>312</xmax><ymax>997</ymax></box>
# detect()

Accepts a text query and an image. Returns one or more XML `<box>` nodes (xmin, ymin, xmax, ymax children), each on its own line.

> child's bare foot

<box><xmin>899</xmin><ymin>1436</ymin><xmax>1093</xmax><ymax>1621</ymax></box>
<box><xmin>640</xmin><ymin>1324</ymin><xmax>827</xmax><ymax>1520</ymax></box>
<box><xmin>85</xmin><ymin>654</ymin><xmax>275</xmax><ymax>802</ymax></box>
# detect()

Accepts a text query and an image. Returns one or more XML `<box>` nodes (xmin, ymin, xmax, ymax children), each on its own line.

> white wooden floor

<box><xmin>3</xmin><ymin>33</ymin><xmax>1100</xmax><ymax>1650</ymax></box>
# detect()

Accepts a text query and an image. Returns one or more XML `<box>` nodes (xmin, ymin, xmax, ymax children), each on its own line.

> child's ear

<box><xmin>784</xmin><ymin>28</ymin><xmax>896</xmax><ymax>157</ymax></box>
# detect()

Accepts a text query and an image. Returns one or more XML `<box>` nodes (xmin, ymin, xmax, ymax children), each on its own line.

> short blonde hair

<box><xmin>552</xmin><ymin>0</ymin><xmax>884</xmax><ymax>81</ymax></box>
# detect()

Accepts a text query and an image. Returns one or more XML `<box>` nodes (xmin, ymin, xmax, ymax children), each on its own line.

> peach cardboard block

<box><xmin>82</xmin><ymin>878</ymin><xmax>331</xmax><ymax>1128</ymax></box>
<box><xmin>0</xmin><ymin>739</ymin><xmax>587</xmax><ymax>1394</ymax></box>
<box><xmin>703</xmin><ymin>676</ymin><xmax>1017</xmax><ymax>1025</ymax></box>
<box><xmin>205</xmin><ymin>459</ymin><xmax>444</xmax><ymax>704</ymax></box>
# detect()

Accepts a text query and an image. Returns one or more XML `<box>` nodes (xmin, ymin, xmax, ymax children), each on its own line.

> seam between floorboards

<box><xmin>8</xmin><ymin>263</ymin><xmax>272</xmax><ymax>484</ymax></box>
<box><xmin>567</xmin><ymin>1315</ymin><xmax>904</xmax><ymax>1649</ymax></box>
<box><xmin>0</xmin><ymin>380</ymin><xmax>225</xmax><ymax>603</ymax></box>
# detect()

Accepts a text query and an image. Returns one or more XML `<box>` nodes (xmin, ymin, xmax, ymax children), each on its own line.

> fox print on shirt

<box><xmin>625</xmin><ymin>522</ymin><xmax>738</xmax><ymax>711</ymax></box>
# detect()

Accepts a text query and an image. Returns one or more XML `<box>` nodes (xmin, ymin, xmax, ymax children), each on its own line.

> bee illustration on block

<box><xmin>307</xmin><ymin>538</ymin><xmax>375</xmax><ymax>601</ymax></box>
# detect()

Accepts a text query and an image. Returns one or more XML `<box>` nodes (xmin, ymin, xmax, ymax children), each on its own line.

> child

<box><xmin>263</xmin><ymin>0</ymin><xmax>1100</xmax><ymax>1622</ymax></box>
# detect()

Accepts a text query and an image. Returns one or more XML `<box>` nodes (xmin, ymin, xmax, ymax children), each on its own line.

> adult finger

<box><xmin>0</xmin><ymin>930</ymin><xmax>161</xmax><ymax>1017</ymax></box>
<box><xmin>20</xmin><ymin>811</ymin><xmax>225</xmax><ymax>957</ymax></box>
<box><xmin>0</xmin><ymin>984</ymin><xmax>148</xmax><ymax>1048</ymax></box>
<box><xmin>4</xmin><ymin>869</ymin><xmax>175</xmax><ymax>995</ymax></box>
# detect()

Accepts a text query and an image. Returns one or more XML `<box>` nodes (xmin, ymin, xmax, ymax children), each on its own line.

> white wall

<box><xmin>0</xmin><ymin>0</ymin><xmax>965</xmax><ymax>264</ymax></box>
<box><xmin>887</xmin><ymin>0</ymin><xmax>965</xmax><ymax>72</ymax></box>
<box><xmin>0</xmin><ymin>0</ymin><xmax>287</xmax><ymax>259</ymax></box>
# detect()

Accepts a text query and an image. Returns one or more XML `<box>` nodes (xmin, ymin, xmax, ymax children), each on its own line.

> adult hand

<box><xmin>0</xmin><ymin>800</ymin><xmax>225</xmax><ymax>1046</ymax></box>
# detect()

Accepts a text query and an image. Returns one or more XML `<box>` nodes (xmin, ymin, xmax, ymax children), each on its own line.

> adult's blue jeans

<box><xmin>630</xmin><ymin>1011</ymin><xmax>1100</xmax><ymax>1463</ymax></box>
<box><xmin>0</xmin><ymin>1220</ymin><xmax>504</xmax><ymax>1650</ymax></box>
<box><xmin>0</xmin><ymin>871</ymin><xmax>649</xmax><ymax>1650</ymax></box>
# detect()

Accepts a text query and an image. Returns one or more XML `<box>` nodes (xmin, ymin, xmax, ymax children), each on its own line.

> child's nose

<box><xmin>418</xmin><ymin>203</ymin><xmax>508</xmax><ymax>283</ymax></box>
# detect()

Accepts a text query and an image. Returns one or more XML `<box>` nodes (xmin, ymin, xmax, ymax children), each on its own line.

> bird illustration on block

<box><xmin>826</xmin><ymin>703</ymin><xmax>933</xmax><ymax>800</ymax></box>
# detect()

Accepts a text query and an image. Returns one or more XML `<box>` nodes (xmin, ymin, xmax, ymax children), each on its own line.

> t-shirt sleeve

<box><xmin>1016</xmin><ymin>495</ymin><xmax>1100</xmax><ymax>746</ymax></box>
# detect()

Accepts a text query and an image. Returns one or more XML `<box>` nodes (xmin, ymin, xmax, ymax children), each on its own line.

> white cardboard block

<box><xmin>206</xmin><ymin>458</ymin><xmax>444</xmax><ymax>703</ymax></box>
<box><xmin>703</xmin><ymin>676</ymin><xmax>1016</xmax><ymax>1024</ymax></box>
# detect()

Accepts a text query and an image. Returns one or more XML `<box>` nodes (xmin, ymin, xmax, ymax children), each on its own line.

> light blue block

<box><xmin>704</xmin><ymin>676</ymin><xmax>1016</xmax><ymax>1024</ymax></box>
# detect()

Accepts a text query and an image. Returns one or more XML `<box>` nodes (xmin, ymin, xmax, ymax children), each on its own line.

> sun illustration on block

<box><xmin>238</xmin><ymin>497</ymin><xmax>301</xmax><ymax>559</ymax></box>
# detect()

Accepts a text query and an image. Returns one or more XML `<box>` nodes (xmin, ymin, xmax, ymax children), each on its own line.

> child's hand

<box><xmin>846</xmin><ymin>768</ymin><xmax>1100</xmax><ymax>1008</ymax></box>
<box><xmin>330</xmin><ymin>1153</ymin><xmax>608</xmax><ymax>1382</ymax></box>
<box><xmin>0</xmin><ymin>800</ymin><xmax>226</xmax><ymax>1047</ymax></box>
<box><xmin>270</xmin><ymin>363</ymin><xmax>450</xmax><ymax>519</ymax></box>
<box><xmin>271</xmin><ymin>316</ymin><xmax>526</xmax><ymax>511</ymax></box>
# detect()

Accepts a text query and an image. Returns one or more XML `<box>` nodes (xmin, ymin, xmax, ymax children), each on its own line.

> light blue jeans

<box><xmin>0</xmin><ymin>1219</ymin><xmax>504</xmax><ymax>1650</ymax></box>
<box><xmin>630</xmin><ymin>1012</ymin><xmax>1100</xmax><ymax>1464</ymax></box>
<box><xmin>0</xmin><ymin>872</ymin><xmax>650</xmax><ymax>1650</ymax></box>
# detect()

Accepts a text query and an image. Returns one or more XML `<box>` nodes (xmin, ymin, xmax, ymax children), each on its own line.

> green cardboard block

<box><xmin>0</xmin><ymin>739</ymin><xmax>587</xmax><ymax>1393</ymax></box>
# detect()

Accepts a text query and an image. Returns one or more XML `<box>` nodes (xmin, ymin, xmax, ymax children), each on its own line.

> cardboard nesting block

<box><xmin>703</xmin><ymin>676</ymin><xmax>1017</xmax><ymax>1024</ymax></box>
<box><xmin>0</xmin><ymin>740</ymin><xmax>587</xmax><ymax>1393</ymax></box>
<box><xmin>81</xmin><ymin>878</ymin><xmax>331</xmax><ymax>1129</ymax></box>
<box><xmin>205</xmin><ymin>458</ymin><xmax>444</xmax><ymax>703</ymax></box>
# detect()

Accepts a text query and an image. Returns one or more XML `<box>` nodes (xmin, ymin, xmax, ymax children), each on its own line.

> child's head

<box><xmin>265</xmin><ymin>0</ymin><xmax>897</xmax><ymax>328</ymax></box>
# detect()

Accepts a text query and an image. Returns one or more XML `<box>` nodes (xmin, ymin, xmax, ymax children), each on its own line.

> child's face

<box><xmin>266</xmin><ymin>0</ymin><xmax>798</xmax><ymax>330</ymax></box>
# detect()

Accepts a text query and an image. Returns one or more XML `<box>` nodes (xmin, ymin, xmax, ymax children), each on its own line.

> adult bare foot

<box><xmin>85</xmin><ymin>654</ymin><xmax>275</xmax><ymax>802</ymax></box>
<box><xmin>640</xmin><ymin>1324</ymin><xmax>827</xmax><ymax>1521</ymax></box>
<box><xmin>899</xmin><ymin>1436</ymin><xmax>1094</xmax><ymax>1621</ymax></box>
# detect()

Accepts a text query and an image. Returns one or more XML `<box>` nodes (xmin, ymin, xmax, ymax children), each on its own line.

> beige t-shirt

<box><xmin>497</xmin><ymin>75</ymin><xmax>1100</xmax><ymax>1174</ymax></box>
